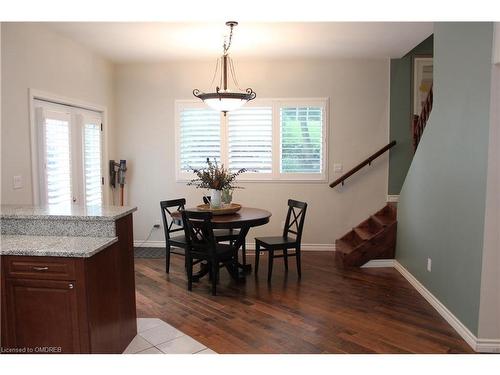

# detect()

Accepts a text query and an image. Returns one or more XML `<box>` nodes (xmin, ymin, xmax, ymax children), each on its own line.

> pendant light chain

<box><xmin>223</xmin><ymin>23</ymin><xmax>234</xmax><ymax>55</ymax></box>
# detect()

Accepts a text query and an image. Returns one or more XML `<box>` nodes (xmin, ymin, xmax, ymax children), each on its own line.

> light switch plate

<box><xmin>334</xmin><ymin>163</ymin><xmax>343</xmax><ymax>173</ymax></box>
<box><xmin>13</xmin><ymin>175</ymin><xmax>23</xmax><ymax>189</ymax></box>
<box><xmin>427</xmin><ymin>258</ymin><xmax>432</xmax><ymax>272</ymax></box>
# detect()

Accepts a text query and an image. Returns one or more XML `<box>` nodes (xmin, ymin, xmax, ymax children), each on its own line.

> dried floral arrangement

<box><xmin>187</xmin><ymin>158</ymin><xmax>246</xmax><ymax>190</ymax></box>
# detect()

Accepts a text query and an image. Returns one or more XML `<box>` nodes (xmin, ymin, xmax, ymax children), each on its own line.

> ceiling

<box><xmin>45</xmin><ymin>22</ymin><xmax>433</xmax><ymax>62</ymax></box>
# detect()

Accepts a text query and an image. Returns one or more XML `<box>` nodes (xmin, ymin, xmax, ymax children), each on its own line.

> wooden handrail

<box><xmin>412</xmin><ymin>85</ymin><xmax>433</xmax><ymax>151</ymax></box>
<box><xmin>329</xmin><ymin>141</ymin><xmax>396</xmax><ymax>188</ymax></box>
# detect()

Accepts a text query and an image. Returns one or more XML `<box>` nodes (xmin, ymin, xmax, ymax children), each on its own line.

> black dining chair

<box><xmin>254</xmin><ymin>199</ymin><xmax>308</xmax><ymax>282</ymax></box>
<box><xmin>160</xmin><ymin>198</ymin><xmax>189</xmax><ymax>273</ymax></box>
<box><xmin>181</xmin><ymin>210</ymin><xmax>239</xmax><ymax>296</ymax></box>
<box><xmin>203</xmin><ymin>196</ymin><xmax>247</xmax><ymax>267</ymax></box>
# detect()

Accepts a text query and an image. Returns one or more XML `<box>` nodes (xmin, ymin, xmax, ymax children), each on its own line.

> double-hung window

<box><xmin>176</xmin><ymin>98</ymin><xmax>328</xmax><ymax>181</ymax></box>
<box><xmin>34</xmin><ymin>99</ymin><xmax>104</xmax><ymax>207</ymax></box>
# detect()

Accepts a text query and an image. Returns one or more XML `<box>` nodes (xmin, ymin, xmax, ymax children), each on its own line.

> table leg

<box><xmin>232</xmin><ymin>226</ymin><xmax>252</xmax><ymax>274</ymax></box>
<box><xmin>191</xmin><ymin>262</ymin><xmax>209</xmax><ymax>282</ymax></box>
<box><xmin>193</xmin><ymin>226</ymin><xmax>253</xmax><ymax>282</ymax></box>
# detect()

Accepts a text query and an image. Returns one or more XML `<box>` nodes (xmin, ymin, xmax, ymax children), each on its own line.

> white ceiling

<box><xmin>45</xmin><ymin>22</ymin><xmax>433</xmax><ymax>62</ymax></box>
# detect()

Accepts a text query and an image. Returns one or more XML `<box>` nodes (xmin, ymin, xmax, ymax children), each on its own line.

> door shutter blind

<box><xmin>83</xmin><ymin>122</ymin><xmax>102</xmax><ymax>207</ymax></box>
<box><xmin>179</xmin><ymin>108</ymin><xmax>221</xmax><ymax>170</ymax></box>
<box><xmin>280</xmin><ymin>106</ymin><xmax>323</xmax><ymax>173</ymax></box>
<box><xmin>228</xmin><ymin>107</ymin><xmax>273</xmax><ymax>173</ymax></box>
<box><xmin>44</xmin><ymin>116</ymin><xmax>72</xmax><ymax>205</ymax></box>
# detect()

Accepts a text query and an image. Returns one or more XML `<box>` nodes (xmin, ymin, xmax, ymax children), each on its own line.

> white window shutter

<box><xmin>280</xmin><ymin>106</ymin><xmax>324</xmax><ymax>173</ymax></box>
<box><xmin>43</xmin><ymin>112</ymin><xmax>73</xmax><ymax>205</ymax></box>
<box><xmin>227</xmin><ymin>107</ymin><xmax>273</xmax><ymax>173</ymax></box>
<box><xmin>83</xmin><ymin>121</ymin><xmax>103</xmax><ymax>207</ymax></box>
<box><xmin>179</xmin><ymin>107</ymin><xmax>221</xmax><ymax>170</ymax></box>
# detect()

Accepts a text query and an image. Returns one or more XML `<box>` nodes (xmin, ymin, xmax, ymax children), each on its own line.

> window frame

<box><xmin>175</xmin><ymin>97</ymin><xmax>329</xmax><ymax>183</ymax></box>
<box><xmin>29</xmin><ymin>89</ymin><xmax>107</xmax><ymax>206</ymax></box>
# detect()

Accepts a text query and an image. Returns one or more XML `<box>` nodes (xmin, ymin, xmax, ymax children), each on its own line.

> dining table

<box><xmin>171</xmin><ymin>207</ymin><xmax>271</xmax><ymax>280</ymax></box>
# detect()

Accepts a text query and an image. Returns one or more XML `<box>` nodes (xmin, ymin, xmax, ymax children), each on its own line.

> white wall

<box><xmin>1</xmin><ymin>23</ymin><xmax>115</xmax><ymax>205</ymax></box>
<box><xmin>114</xmin><ymin>59</ymin><xmax>390</xmax><ymax>245</ymax></box>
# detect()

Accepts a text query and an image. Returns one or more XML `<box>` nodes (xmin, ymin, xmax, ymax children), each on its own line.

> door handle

<box><xmin>32</xmin><ymin>266</ymin><xmax>49</xmax><ymax>271</ymax></box>
<box><xmin>68</xmin><ymin>283</ymin><xmax>74</xmax><ymax>289</ymax></box>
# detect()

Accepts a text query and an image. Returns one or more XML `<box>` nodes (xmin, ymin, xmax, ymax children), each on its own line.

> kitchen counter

<box><xmin>0</xmin><ymin>235</ymin><xmax>118</xmax><ymax>258</ymax></box>
<box><xmin>0</xmin><ymin>204</ymin><xmax>137</xmax><ymax>221</ymax></box>
<box><xmin>0</xmin><ymin>204</ymin><xmax>137</xmax><ymax>238</ymax></box>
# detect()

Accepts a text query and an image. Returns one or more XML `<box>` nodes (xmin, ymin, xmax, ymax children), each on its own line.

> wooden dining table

<box><xmin>171</xmin><ymin>207</ymin><xmax>271</xmax><ymax>280</ymax></box>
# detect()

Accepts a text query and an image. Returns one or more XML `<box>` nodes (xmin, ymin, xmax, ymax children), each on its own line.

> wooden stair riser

<box><xmin>335</xmin><ymin>204</ymin><xmax>397</xmax><ymax>267</ymax></box>
<box><xmin>343</xmin><ymin>222</ymin><xmax>397</xmax><ymax>266</ymax></box>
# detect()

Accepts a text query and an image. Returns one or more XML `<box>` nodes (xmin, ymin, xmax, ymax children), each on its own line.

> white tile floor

<box><xmin>123</xmin><ymin>318</ymin><xmax>217</xmax><ymax>354</ymax></box>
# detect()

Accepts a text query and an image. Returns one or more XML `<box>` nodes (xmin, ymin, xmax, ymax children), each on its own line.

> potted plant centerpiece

<box><xmin>188</xmin><ymin>158</ymin><xmax>246</xmax><ymax>208</ymax></box>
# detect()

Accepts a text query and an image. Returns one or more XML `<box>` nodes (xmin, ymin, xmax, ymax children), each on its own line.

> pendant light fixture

<box><xmin>193</xmin><ymin>21</ymin><xmax>256</xmax><ymax>114</ymax></box>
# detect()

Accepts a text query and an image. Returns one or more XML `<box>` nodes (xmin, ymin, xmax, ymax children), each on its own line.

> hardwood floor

<box><xmin>134</xmin><ymin>252</ymin><xmax>474</xmax><ymax>354</ymax></box>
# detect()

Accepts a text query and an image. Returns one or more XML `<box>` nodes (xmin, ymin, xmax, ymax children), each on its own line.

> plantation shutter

<box><xmin>43</xmin><ymin>111</ymin><xmax>73</xmax><ymax>205</ymax></box>
<box><xmin>35</xmin><ymin>100</ymin><xmax>104</xmax><ymax>206</ymax></box>
<box><xmin>227</xmin><ymin>107</ymin><xmax>273</xmax><ymax>173</ymax></box>
<box><xmin>280</xmin><ymin>106</ymin><xmax>324</xmax><ymax>173</ymax></box>
<box><xmin>83</xmin><ymin>120</ymin><xmax>103</xmax><ymax>207</ymax></box>
<box><xmin>179</xmin><ymin>107</ymin><xmax>221</xmax><ymax>171</ymax></box>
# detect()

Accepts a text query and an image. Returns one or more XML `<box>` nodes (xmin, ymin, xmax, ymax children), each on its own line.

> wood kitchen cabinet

<box><xmin>4</xmin><ymin>278</ymin><xmax>81</xmax><ymax>353</ymax></box>
<box><xmin>1</xmin><ymin>214</ymin><xmax>137</xmax><ymax>354</ymax></box>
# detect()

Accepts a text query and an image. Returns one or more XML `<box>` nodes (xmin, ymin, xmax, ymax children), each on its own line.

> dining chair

<box><xmin>181</xmin><ymin>210</ymin><xmax>239</xmax><ymax>295</ymax></box>
<box><xmin>160</xmin><ymin>198</ymin><xmax>189</xmax><ymax>273</ymax></box>
<box><xmin>203</xmin><ymin>196</ymin><xmax>247</xmax><ymax>267</ymax></box>
<box><xmin>254</xmin><ymin>199</ymin><xmax>308</xmax><ymax>282</ymax></box>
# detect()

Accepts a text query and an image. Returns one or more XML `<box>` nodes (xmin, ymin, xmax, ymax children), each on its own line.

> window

<box><xmin>35</xmin><ymin>99</ymin><xmax>104</xmax><ymax>207</ymax></box>
<box><xmin>179</xmin><ymin>106</ymin><xmax>220</xmax><ymax>171</ymax></box>
<box><xmin>43</xmin><ymin>112</ymin><xmax>72</xmax><ymax>205</ymax></box>
<box><xmin>83</xmin><ymin>118</ymin><xmax>103</xmax><ymax>206</ymax></box>
<box><xmin>228</xmin><ymin>106</ymin><xmax>273</xmax><ymax>173</ymax></box>
<box><xmin>176</xmin><ymin>98</ymin><xmax>327</xmax><ymax>181</ymax></box>
<box><xmin>280</xmin><ymin>106</ymin><xmax>323</xmax><ymax>174</ymax></box>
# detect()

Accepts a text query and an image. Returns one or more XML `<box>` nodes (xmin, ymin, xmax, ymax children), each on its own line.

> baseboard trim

<box><xmin>393</xmin><ymin>260</ymin><xmax>500</xmax><ymax>353</ymax></box>
<box><xmin>476</xmin><ymin>338</ymin><xmax>500</xmax><ymax>353</ymax></box>
<box><xmin>361</xmin><ymin>259</ymin><xmax>395</xmax><ymax>268</ymax></box>
<box><xmin>387</xmin><ymin>195</ymin><xmax>399</xmax><ymax>203</ymax></box>
<box><xmin>134</xmin><ymin>240</ymin><xmax>335</xmax><ymax>252</ymax></box>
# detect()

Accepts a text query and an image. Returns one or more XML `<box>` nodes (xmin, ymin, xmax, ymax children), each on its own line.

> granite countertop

<box><xmin>0</xmin><ymin>204</ymin><xmax>137</xmax><ymax>221</ymax></box>
<box><xmin>0</xmin><ymin>235</ymin><xmax>118</xmax><ymax>258</ymax></box>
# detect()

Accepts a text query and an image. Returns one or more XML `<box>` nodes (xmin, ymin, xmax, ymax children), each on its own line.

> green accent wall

<box><xmin>388</xmin><ymin>36</ymin><xmax>433</xmax><ymax>195</ymax></box>
<box><xmin>396</xmin><ymin>23</ymin><xmax>493</xmax><ymax>335</ymax></box>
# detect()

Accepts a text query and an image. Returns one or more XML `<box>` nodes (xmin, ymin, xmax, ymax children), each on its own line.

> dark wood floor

<box><xmin>134</xmin><ymin>252</ymin><xmax>474</xmax><ymax>353</ymax></box>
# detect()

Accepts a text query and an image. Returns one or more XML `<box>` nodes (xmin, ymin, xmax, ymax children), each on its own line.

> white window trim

<box><xmin>29</xmin><ymin>89</ymin><xmax>109</xmax><ymax>205</ymax></box>
<box><xmin>175</xmin><ymin>97</ymin><xmax>329</xmax><ymax>183</ymax></box>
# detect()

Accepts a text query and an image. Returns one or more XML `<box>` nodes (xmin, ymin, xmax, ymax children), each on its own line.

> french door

<box><xmin>35</xmin><ymin>99</ymin><xmax>103</xmax><ymax>207</ymax></box>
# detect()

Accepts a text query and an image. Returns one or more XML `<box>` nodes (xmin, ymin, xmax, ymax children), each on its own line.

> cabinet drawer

<box><xmin>4</xmin><ymin>256</ymin><xmax>77</xmax><ymax>280</ymax></box>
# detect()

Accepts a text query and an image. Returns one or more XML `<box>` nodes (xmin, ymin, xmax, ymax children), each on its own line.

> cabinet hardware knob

<box><xmin>32</xmin><ymin>266</ymin><xmax>49</xmax><ymax>271</ymax></box>
<box><xmin>68</xmin><ymin>283</ymin><xmax>74</xmax><ymax>289</ymax></box>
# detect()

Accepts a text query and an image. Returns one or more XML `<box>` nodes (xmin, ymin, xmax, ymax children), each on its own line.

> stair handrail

<box><xmin>412</xmin><ymin>85</ymin><xmax>433</xmax><ymax>151</ymax></box>
<box><xmin>329</xmin><ymin>140</ymin><xmax>397</xmax><ymax>188</ymax></box>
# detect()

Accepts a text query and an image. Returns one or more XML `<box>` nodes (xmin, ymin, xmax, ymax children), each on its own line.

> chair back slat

<box><xmin>160</xmin><ymin>198</ymin><xmax>186</xmax><ymax>241</ymax></box>
<box><xmin>181</xmin><ymin>210</ymin><xmax>217</xmax><ymax>256</ymax></box>
<box><xmin>282</xmin><ymin>199</ymin><xmax>308</xmax><ymax>243</ymax></box>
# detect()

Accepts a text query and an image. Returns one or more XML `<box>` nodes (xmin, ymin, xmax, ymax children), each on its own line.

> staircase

<box><xmin>335</xmin><ymin>204</ymin><xmax>397</xmax><ymax>267</ymax></box>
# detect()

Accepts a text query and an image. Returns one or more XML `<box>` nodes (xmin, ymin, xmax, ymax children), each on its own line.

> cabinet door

<box><xmin>5</xmin><ymin>278</ymin><xmax>81</xmax><ymax>353</ymax></box>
